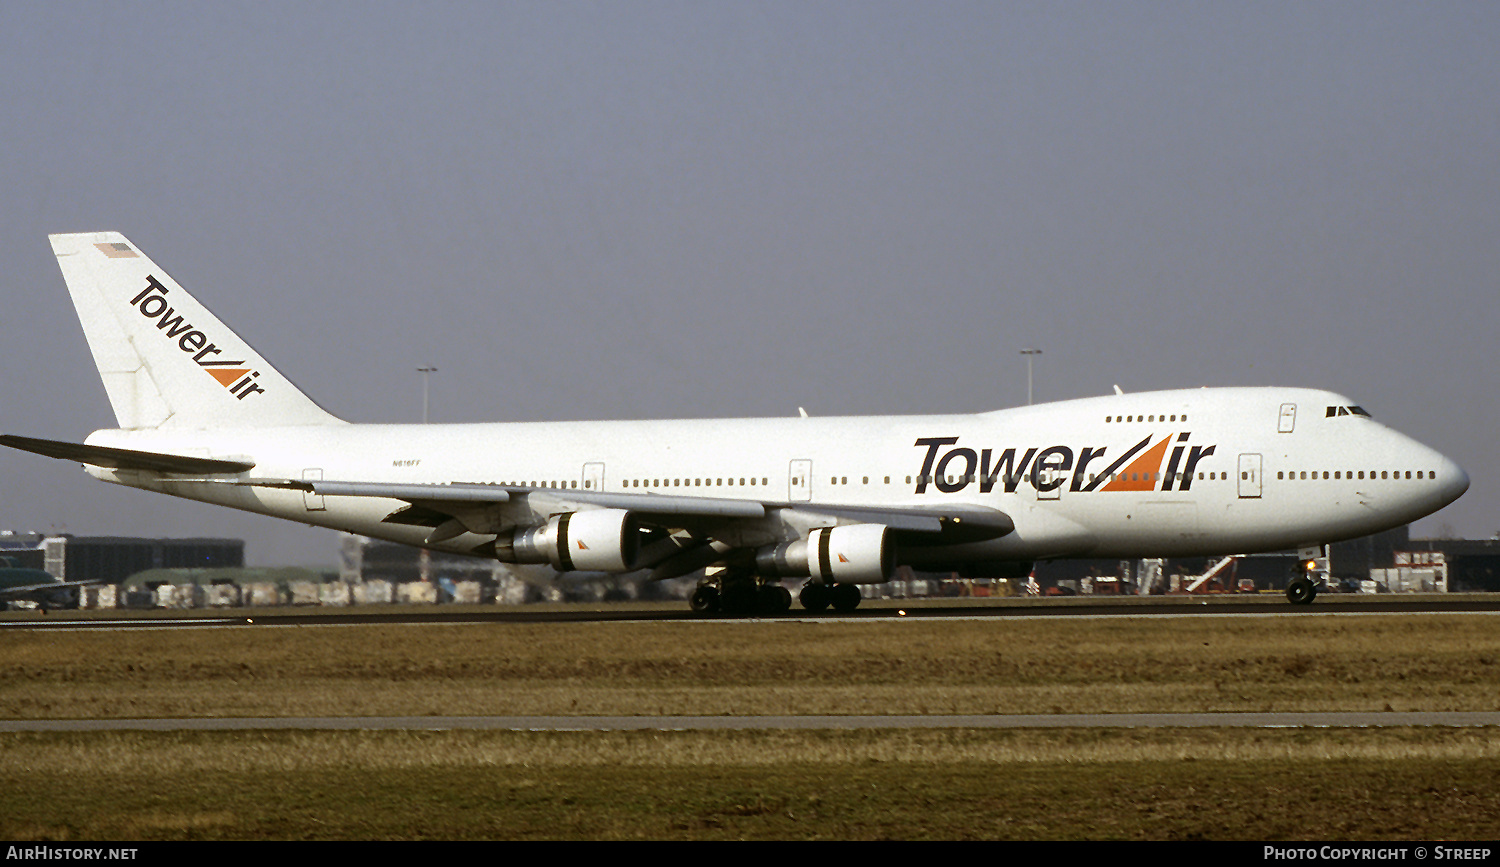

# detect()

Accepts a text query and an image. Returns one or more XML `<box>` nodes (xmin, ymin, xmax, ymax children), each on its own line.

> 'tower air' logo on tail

<box><xmin>120</xmin><ymin>268</ymin><xmax>266</xmax><ymax>401</ymax></box>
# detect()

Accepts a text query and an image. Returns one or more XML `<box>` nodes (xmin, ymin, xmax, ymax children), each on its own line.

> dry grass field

<box><xmin>3</xmin><ymin>606</ymin><xmax>1499</xmax><ymax>839</ymax></box>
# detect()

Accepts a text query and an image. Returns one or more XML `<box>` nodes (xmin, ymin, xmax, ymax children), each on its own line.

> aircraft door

<box><xmin>582</xmin><ymin>462</ymin><xmax>605</xmax><ymax>492</ymax></box>
<box><xmin>789</xmin><ymin>459</ymin><xmax>812</xmax><ymax>502</ymax></box>
<box><xmin>1035</xmin><ymin>465</ymin><xmax>1063</xmax><ymax>500</ymax></box>
<box><xmin>302</xmin><ymin>468</ymin><xmax>326</xmax><ymax>511</ymax></box>
<box><xmin>1278</xmin><ymin>404</ymin><xmax>1297</xmax><ymax>433</ymax></box>
<box><xmin>1237</xmin><ymin>454</ymin><xmax>1263</xmax><ymax>499</ymax></box>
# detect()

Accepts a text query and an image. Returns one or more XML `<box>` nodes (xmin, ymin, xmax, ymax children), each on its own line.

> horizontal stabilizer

<box><xmin>0</xmin><ymin>434</ymin><xmax>255</xmax><ymax>474</ymax></box>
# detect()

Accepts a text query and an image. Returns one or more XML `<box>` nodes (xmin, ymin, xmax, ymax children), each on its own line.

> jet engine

<box><xmin>494</xmin><ymin>508</ymin><xmax>638</xmax><ymax>572</ymax></box>
<box><xmin>755</xmin><ymin>523</ymin><xmax>893</xmax><ymax>584</ymax></box>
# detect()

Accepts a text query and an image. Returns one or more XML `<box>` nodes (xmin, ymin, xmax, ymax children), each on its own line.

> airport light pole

<box><xmin>417</xmin><ymin>365</ymin><xmax>438</xmax><ymax>585</ymax></box>
<box><xmin>418</xmin><ymin>366</ymin><xmax>438</xmax><ymax>423</ymax></box>
<box><xmin>1020</xmin><ymin>348</ymin><xmax>1041</xmax><ymax>405</ymax></box>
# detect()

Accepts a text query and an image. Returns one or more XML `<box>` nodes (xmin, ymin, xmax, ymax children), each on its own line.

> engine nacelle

<box><xmin>756</xmin><ymin>524</ymin><xmax>893</xmax><ymax>584</ymax></box>
<box><xmin>497</xmin><ymin>509</ymin><xmax>638</xmax><ymax>572</ymax></box>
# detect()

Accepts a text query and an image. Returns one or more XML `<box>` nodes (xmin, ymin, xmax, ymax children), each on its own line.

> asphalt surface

<box><xmin>5</xmin><ymin>593</ymin><xmax>1500</xmax><ymax>630</ymax></box>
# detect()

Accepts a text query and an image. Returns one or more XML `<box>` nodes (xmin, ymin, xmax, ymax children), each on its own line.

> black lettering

<box><xmin>1178</xmin><ymin>445</ymin><xmax>1216</xmax><ymax>490</ymax></box>
<box><xmin>913</xmin><ymin>437</ymin><xmax>959</xmax><ymax>493</ymax></box>
<box><xmin>178</xmin><ymin>330</ymin><xmax>206</xmax><ymax>353</ymax></box>
<box><xmin>138</xmin><ymin>295</ymin><xmax>167</xmax><ymax>317</ymax></box>
<box><xmin>935</xmin><ymin>448</ymin><xmax>976</xmax><ymax>493</ymax></box>
<box><xmin>130</xmin><ymin>275</ymin><xmax>168</xmax><ymax>305</ymax></box>
<box><xmin>980</xmin><ymin>448</ymin><xmax>1036</xmax><ymax>493</ymax></box>
<box><xmin>1072</xmin><ymin>447</ymin><xmax>1107</xmax><ymax>491</ymax></box>
<box><xmin>1031</xmin><ymin>446</ymin><xmax>1074</xmax><ymax>492</ymax></box>
<box><xmin>1081</xmin><ymin>435</ymin><xmax>1154</xmax><ymax>491</ymax></box>
<box><xmin>154</xmin><ymin>309</ymin><xmax>193</xmax><ymax>337</ymax></box>
<box><xmin>1162</xmin><ymin>445</ymin><xmax>1185</xmax><ymax>491</ymax></box>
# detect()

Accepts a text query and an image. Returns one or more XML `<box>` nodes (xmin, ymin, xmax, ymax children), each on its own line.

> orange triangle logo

<box><xmin>208</xmin><ymin>368</ymin><xmax>248</xmax><ymax>387</ymax></box>
<box><xmin>577</xmin><ymin>540</ymin><xmax>589</xmax><ymax>550</ymax></box>
<box><xmin>1101</xmin><ymin>436</ymin><xmax>1174</xmax><ymax>492</ymax></box>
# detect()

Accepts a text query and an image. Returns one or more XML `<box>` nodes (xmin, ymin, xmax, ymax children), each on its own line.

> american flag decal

<box><xmin>95</xmin><ymin>242</ymin><xmax>137</xmax><ymax>258</ymax></box>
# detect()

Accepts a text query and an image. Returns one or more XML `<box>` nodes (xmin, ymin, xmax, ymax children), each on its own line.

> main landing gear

<box><xmin>797</xmin><ymin>581</ymin><xmax>861</xmax><ymax>613</ymax></box>
<box><xmin>690</xmin><ymin>570</ymin><xmax>860</xmax><ymax>617</ymax></box>
<box><xmin>690</xmin><ymin>574</ymin><xmax>791</xmax><ymax>617</ymax></box>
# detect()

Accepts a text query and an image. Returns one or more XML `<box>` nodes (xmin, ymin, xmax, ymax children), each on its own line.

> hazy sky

<box><xmin>1</xmin><ymin>2</ymin><xmax>1494</xmax><ymax>566</ymax></box>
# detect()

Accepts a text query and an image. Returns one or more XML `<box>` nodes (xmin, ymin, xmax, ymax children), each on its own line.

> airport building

<box><xmin>6</xmin><ymin>525</ymin><xmax>1496</xmax><ymax>611</ymax></box>
<box><xmin>0</xmin><ymin>532</ymin><xmax>243</xmax><ymax>583</ymax></box>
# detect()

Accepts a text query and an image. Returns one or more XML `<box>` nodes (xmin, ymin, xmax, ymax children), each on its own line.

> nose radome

<box><xmin>1441</xmin><ymin>455</ymin><xmax>1470</xmax><ymax>505</ymax></box>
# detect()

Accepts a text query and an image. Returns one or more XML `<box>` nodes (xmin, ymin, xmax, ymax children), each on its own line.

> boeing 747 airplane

<box><xmin>1</xmin><ymin>233</ymin><xmax>1470</xmax><ymax>613</ymax></box>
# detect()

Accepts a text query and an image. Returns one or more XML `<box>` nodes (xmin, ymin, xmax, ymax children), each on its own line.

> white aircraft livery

<box><xmin>2</xmin><ymin>233</ymin><xmax>1470</xmax><ymax>612</ymax></box>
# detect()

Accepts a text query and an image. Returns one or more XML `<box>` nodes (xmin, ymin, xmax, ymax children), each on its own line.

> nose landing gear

<box><xmin>1286</xmin><ymin>546</ymin><xmax>1329</xmax><ymax>605</ymax></box>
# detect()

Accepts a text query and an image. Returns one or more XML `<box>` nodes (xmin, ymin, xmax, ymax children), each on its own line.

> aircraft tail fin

<box><xmin>49</xmin><ymin>232</ymin><xmax>344</xmax><ymax>430</ymax></box>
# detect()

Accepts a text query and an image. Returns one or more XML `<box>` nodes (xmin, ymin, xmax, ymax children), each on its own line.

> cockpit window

<box><xmin>1326</xmin><ymin>405</ymin><xmax>1372</xmax><ymax>419</ymax></box>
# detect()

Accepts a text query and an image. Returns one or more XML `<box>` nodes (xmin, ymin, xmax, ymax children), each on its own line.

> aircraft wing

<box><xmin>276</xmin><ymin>477</ymin><xmax>1014</xmax><ymax>539</ymax></box>
<box><xmin>2</xmin><ymin>436</ymin><xmax>1011</xmax><ymax>539</ymax></box>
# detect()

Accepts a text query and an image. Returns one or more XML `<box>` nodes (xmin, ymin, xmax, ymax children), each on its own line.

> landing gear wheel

<box><xmin>1286</xmin><ymin>577</ymin><xmax>1317</xmax><ymax>605</ymax></box>
<box><xmin>690</xmin><ymin>584</ymin><xmax>720</xmax><ymax>614</ymax></box>
<box><xmin>720</xmin><ymin>581</ymin><xmax>758</xmax><ymax>616</ymax></box>
<box><xmin>799</xmin><ymin>582</ymin><xmax>831</xmax><ymax>612</ymax></box>
<box><xmin>758</xmin><ymin>584</ymin><xmax>792</xmax><ymax>615</ymax></box>
<box><xmin>830</xmin><ymin>582</ymin><xmax>862</xmax><ymax>613</ymax></box>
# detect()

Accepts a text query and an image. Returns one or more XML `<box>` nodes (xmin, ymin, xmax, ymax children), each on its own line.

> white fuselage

<box><xmin>82</xmin><ymin>386</ymin><xmax>1469</xmax><ymax>570</ymax></box>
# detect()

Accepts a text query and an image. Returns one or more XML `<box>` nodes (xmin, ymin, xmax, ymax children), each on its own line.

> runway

<box><xmin>6</xmin><ymin>711</ymin><xmax>1500</xmax><ymax>732</ymax></box>
<box><xmin>5</xmin><ymin>593</ymin><xmax>1500</xmax><ymax>630</ymax></box>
